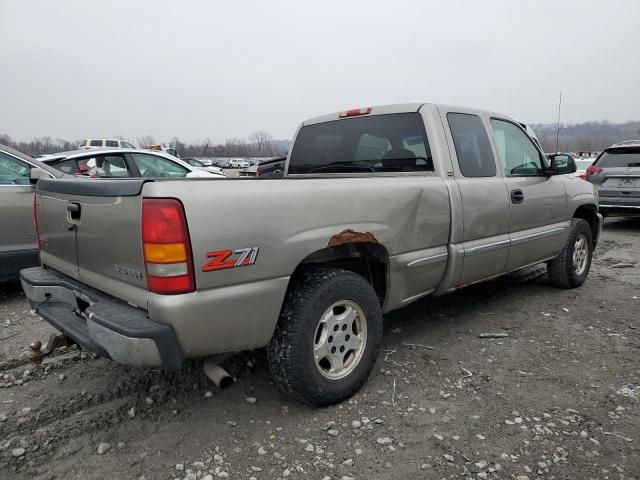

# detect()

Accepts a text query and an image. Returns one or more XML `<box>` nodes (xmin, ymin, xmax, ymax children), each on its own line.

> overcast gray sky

<box><xmin>1</xmin><ymin>0</ymin><xmax>639</xmax><ymax>143</ymax></box>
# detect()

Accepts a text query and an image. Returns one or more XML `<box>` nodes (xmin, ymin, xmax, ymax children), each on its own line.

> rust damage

<box><xmin>328</xmin><ymin>229</ymin><xmax>378</xmax><ymax>248</ymax></box>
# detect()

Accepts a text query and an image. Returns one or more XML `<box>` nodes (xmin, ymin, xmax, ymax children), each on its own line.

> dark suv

<box><xmin>587</xmin><ymin>140</ymin><xmax>640</xmax><ymax>217</ymax></box>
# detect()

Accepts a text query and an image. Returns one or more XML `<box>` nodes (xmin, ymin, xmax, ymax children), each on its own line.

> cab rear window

<box><xmin>288</xmin><ymin>113</ymin><xmax>433</xmax><ymax>174</ymax></box>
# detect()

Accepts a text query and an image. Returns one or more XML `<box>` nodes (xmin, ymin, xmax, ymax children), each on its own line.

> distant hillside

<box><xmin>531</xmin><ymin>121</ymin><xmax>640</xmax><ymax>152</ymax></box>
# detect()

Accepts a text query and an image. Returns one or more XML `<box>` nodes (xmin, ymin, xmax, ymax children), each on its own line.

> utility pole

<box><xmin>555</xmin><ymin>92</ymin><xmax>562</xmax><ymax>152</ymax></box>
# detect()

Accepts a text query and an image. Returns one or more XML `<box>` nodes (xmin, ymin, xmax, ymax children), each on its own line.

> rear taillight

<box><xmin>586</xmin><ymin>165</ymin><xmax>602</xmax><ymax>176</ymax></box>
<box><xmin>339</xmin><ymin>107</ymin><xmax>372</xmax><ymax>118</ymax></box>
<box><xmin>255</xmin><ymin>165</ymin><xmax>260</xmax><ymax>177</ymax></box>
<box><xmin>579</xmin><ymin>173</ymin><xmax>587</xmax><ymax>180</ymax></box>
<box><xmin>142</xmin><ymin>198</ymin><xmax>195</xmax><ymax>294</ymax></box>
<box><xmin>33</xmin><ymin>194</ymin><xmax>41</xmax><ymax>248</ymax></box>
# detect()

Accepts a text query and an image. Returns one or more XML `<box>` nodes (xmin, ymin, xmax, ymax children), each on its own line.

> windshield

<box><xmin>596</xmin><ymin>148</ymin><xmax>640</xmax><ymax>168</ymax></box>
<box><xmin>288</xmin><ymin>113</ymin><xmax>433</xmax><ymax>174</ymax></box>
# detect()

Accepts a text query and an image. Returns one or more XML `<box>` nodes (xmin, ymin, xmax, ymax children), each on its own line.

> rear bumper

<box><xmin>20</xmin><ymin>266</ymin><xmax>183</xmax><ymax>370</ymax></box>
<box><xmin>599</xmin><ymin>196</ymin><xmax>640</xmax><ymax>217</ymax></box>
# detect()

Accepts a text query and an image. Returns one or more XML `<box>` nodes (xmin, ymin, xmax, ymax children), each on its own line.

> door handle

<box><xmin>67</xmin><ymin>202</ymin><xmax>81</xmax><ymax>221</ymax></box>
<box><xmin>510</xmin><ymin>189</ymin><xmax>524</xmax><ymax>204</ymax></box>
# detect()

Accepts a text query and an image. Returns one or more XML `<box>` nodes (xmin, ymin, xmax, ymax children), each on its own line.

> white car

<box><xmin>229</xmin><ymin>158</ymin><xmax>250</xmax><ymax>168</ymax></box>
<box><xmin>39</xmin><ymin>149</ymin><xmax>225</xmax><ymax>179</ymax></box>
<box><xmin>184</xmin><ymin>158</ymin><xmax>226</xmax><ymax>176</ymax></box>
<box><xmin>80</xmin><ymin>139</ymin><xmax>136</xmax><ymax>149</ymax></box>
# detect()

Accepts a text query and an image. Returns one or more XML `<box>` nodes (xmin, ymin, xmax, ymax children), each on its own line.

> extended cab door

<box><xmin>489</xmin><ymin>119</ymin><xmax>568</xmax><ymax>270</ymax></box>
<box><xmin>442</xmin><ymin>111</ymin><xmax>511</xmax><ymax>286</ymax></box>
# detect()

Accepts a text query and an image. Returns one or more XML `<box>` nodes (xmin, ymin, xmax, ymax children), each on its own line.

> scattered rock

<box><xmin>376</xmin><ymin>437</ymin><xmax>393</xmax><ymax>445</ymax></box>
<box><xmin>443</xmin><ymin>454</ymin><xmax>454</xmax><ymax>462</ymax></box>
<box><xmin>327</xmin><ymin>429</ymin><xmax>339</xmax><ymax>437</ymax></box>
<box><xmin>127</xmin><ymin>407</ymin><xmax>135</xmax><ymax>418</ymax></box>
<box><xmin>245</xmin><ymin>397</ymin><xmax>257</xmax><ymax>404</ymax></box>
<box><xmin>11</xmin><ymin>447</ymin><xmax>25</xmax><ymax>458</ymax></box>
<box><xmin>97</xmin><ymin>443</ymin><xmax>110</xmax><ymax>455</ymax></box>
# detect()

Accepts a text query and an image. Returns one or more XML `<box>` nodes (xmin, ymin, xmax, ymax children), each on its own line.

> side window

<box><xmin>91</xmin><ymin>155</ymin><xmax>131</xmax><ymax>178</ymax></box>
<box><xmin>130</xmin><ymin>153</ymin><xmax>189</xmax><ymax>177</ymax></box>
<box><xmin>490</xmin><ymin>119</ymin><xmax>544</xmax><ymax>176</ymax></box>
<box><xmin>447</xmin><ymin>113</ymin><xmax>496</xmax><ymax>177</ymax></box>
<box><xmin>54</xmin><ymin>159</ymin><xmax>79</xmax><ymax>174</ymax></box>
<box><xmin>105</xmin><ymin>140</ymin><xmax>118</xmax><ymax>147</ymax></box>
<box><xmin>89</xmin><ymin>140</ymin><xmax>103</xmax><ymax>147</ymax></box>
<box><xmin>0</xmin><ymin>151</ymin><xmax>31</xmax><ymax>185</ymax></box>
<box><xmin>122</xmin><ymin>142</ymin><xmax>135</xmax><ymax>148</ymax></box>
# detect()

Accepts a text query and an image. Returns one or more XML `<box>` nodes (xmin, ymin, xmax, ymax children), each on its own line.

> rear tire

<box><xmin>267</xmin><ymin>268</ymin><xmax>382</xmax><ymax>407</ymax></box>
<box><xmin>547</xmin><ymin>218</ymin><xmax>593</xmax><ymax>288</ymax></box>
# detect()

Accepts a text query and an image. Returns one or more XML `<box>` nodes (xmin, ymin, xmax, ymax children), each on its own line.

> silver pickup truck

<box><xmin>21</xmin><ymin>103</ymin><xmax>602</xmax><ymax>406</ymax></box>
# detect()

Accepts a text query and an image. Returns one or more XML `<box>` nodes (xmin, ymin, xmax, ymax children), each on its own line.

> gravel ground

<box><xmin>0</xmin><ymin>218</ymin><xmax>638</xmax><ymax>480</ymax></box>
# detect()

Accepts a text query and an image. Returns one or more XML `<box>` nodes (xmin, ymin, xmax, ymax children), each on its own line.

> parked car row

<box><xmin>39</xmin><ymin>149</ymin><xmax>225</xmax><ymax>179</ymax></box>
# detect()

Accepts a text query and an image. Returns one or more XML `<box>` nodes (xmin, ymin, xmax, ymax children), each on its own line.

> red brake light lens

<box><xmin>339</xmin><ymin>107</ymin><xmax>372</xmax><ymax>118</ymax></box>
<box><xmin>586</xmin><ymin>165</ymin><xmax>602</xmax><ymax>176</ymax></box>
<box><xmin>142</xmin><ymin>199</ymin><xmax>188</xmax><ymax>243</ymax></box>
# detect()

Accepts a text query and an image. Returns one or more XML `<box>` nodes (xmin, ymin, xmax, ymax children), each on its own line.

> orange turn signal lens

<box><xmin>143</xmin><ymin>242</ymin><xmax>187</xmax><ymax>263</ymax></box>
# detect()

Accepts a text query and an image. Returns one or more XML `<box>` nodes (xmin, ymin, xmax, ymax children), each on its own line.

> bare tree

<box><xmin>136</xmin><ymin>135</ymin><xmax>156</xmax><ymax>148</ymax></box>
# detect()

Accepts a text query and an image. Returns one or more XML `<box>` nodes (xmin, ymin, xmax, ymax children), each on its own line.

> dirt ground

<box><xmin>1</xmin><ymin>218</ymin><xmax>638</xmax><ymax>480</ymax></box>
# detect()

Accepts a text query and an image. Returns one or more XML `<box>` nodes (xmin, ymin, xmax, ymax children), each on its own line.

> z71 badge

<box><xmin>201</xmin><ymin>247</ymin><xmax>259</xmax><ymax>272</ymax></box>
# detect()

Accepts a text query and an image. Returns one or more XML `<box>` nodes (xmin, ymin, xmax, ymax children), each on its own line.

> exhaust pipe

<box><xmin>203</xmin><ymin>356</ymin><xmax>234</xmax><ymax>389</ymax></box>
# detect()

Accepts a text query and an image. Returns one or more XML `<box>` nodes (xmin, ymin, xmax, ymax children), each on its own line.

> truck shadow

<box><xmin>602</xmin><ymin>216</ymin><xmax>640</xmax><ymax>232</ymax></box>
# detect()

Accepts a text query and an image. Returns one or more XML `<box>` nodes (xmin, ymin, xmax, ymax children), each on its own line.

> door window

<box><xmin>83</xmin><ymin>155</ymin><xmax>131</xmax><ymax>177</ymax></box>
<box><xmin>105</xmin><ymin>140</ymin><xmax>118</xmax><ymax>147</ymax></box>
<box><xmin>447</xmin><ymin>113</ymin><xmax>496</xmax><ymax>177</ymax></box>
<box><xmin>53</xmin><ymin>159</ymin><xmax>80</xmax><ymax>174</ymax></box>
<box><xmin>130</xmin><ymin>153</ymin><xmax>189</xmax><ymax>177</ymax></box>
<box><xmin>0</xmin><ymin>151</ymin><xmax>31</xmax><ymax>185</ymax></box>
<box><xmin>491</xmin><ymin>120</ymin><xmax>544</xmax><ymax>176</ymax></box>
<box><xmin>89</xmin><ymin>139</ymin><xmax>103</xmax><ymax>147</ymax></box>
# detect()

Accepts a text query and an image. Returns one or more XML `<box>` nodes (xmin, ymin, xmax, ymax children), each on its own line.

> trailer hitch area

<box><xmin>29</xmin><ymin>334</ymin><xmax>71</xmax><ymax>364</ymax></box>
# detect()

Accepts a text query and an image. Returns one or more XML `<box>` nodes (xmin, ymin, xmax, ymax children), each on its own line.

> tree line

<box><xmin>0</xmin><ymin>131</ymin><xmax>289</xmax><ymax>158</ymax></box>
<box><xmin>3</xmin><ymin>120</ymin><xmax>639</xmax><ymax>158</ymax></box>
<box><xmin>532</xmin><ymin>120</ymin><xmax>640</xmax><ymax>152</ymax></box>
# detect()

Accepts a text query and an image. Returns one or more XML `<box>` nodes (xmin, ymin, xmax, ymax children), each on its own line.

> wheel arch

<box><xmin>572</xmin><ymin>204</ymin><xmax>600</xmax><ymax>245</ymax></box>
<box><xmin>289</xmin><ymin>241</ymin><xmax>390</xmax><ymax>306</ymax></box>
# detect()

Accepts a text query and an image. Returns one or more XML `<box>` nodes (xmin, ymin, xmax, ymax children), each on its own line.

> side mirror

<box><xmin>548</xmin><ymin>154</ymin><xmax>576</xmax><ymax>175</ymax></box>
<box><xmin>30</xmin><ymin>167</ymin><xmax>49</xmax><ymax>184</ymax></box>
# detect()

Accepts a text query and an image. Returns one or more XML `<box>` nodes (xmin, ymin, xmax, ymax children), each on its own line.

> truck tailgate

<box><xmin>36</xmin><ymin>178</ymin><xmax>149</xmax><ymax>309</ymax></box>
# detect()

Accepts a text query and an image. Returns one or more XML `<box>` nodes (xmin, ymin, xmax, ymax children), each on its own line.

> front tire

<box><xmin>267</xmin><ymin>268</ymin><xmax>383</xmax><ymax>407</ymax></box>
<box><xmin>547</xmin><ymin>218</ymin><xmax>593</xmax><ymax>288</ymax></box>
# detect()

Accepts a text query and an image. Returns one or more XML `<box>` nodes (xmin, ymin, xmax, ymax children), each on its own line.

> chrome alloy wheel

<box><xmin>313</xmin><ymin>300</ymin><xmax>368</xmax><ymax>380</ymax></box>
<box><xmin>573</xmin><ymin>234</ymin><xmax>589</xmax><ymax>276</ymax></box>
